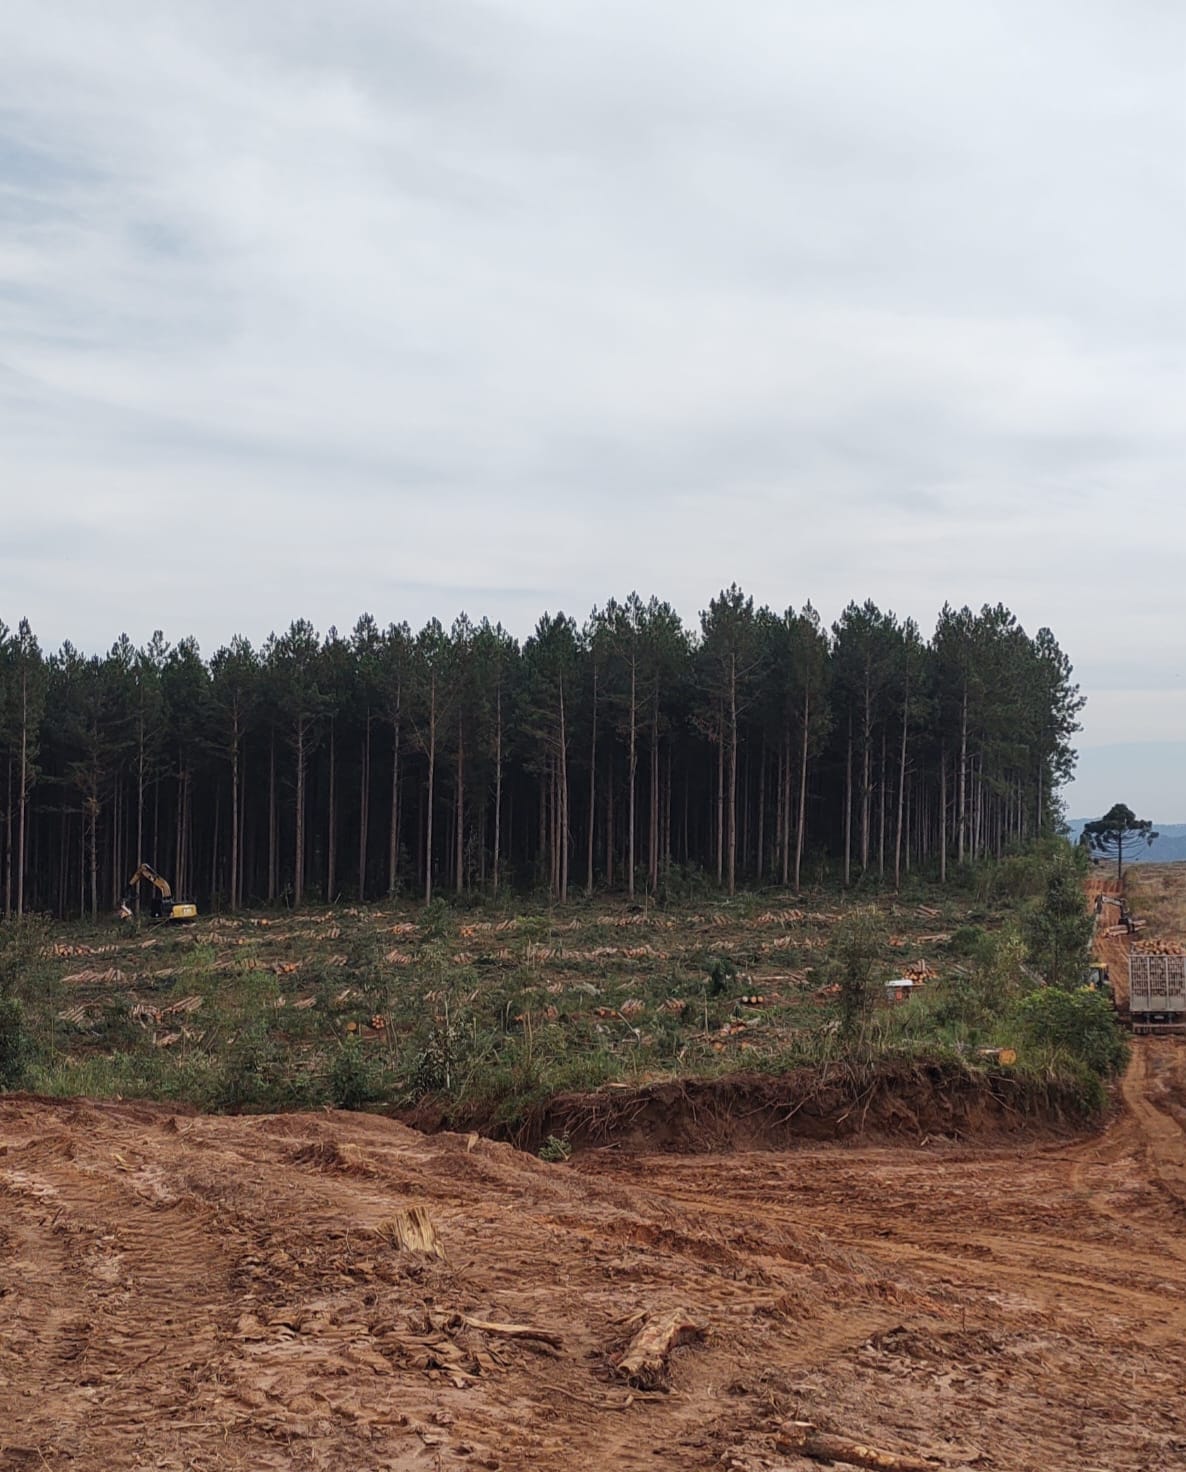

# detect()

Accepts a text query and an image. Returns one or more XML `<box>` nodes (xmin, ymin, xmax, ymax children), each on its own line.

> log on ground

<box><xmin>614</xmin><ymin>1308</ymin><xmax>707</xmax><ymax>1388</ymax></box>
<box><xmin>776</xmin><ymin>1421</ymin><xmax>941</xmax><ymax>1471</ymax></box>
<box><xmin>454</xmin><ymin>1313</ymin><xmax>564</xmax><ymax>1349</ymax></box>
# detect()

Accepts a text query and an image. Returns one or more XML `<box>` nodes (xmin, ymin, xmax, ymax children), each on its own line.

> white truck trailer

<box><xmin>1128</xmin><ymin>951</ymin><xmax>1186</xmax><ymax>1033</ymax></box>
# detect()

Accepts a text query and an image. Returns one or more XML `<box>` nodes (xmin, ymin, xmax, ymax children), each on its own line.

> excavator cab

<box><xmin>122</xmin><ymin>862</ymin><xmax>198</xmax><ymax>922</ymax></box>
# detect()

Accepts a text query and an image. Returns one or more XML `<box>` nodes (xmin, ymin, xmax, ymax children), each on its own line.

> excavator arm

<box><xmin>125</xmin><ymin>862</ymin><xmax>173</xmax><ymax>901</ymax></box>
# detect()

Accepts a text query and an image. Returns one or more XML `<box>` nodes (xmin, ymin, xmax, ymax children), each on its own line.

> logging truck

<box><xmin>1128</xmin><ymin>951</ymin><xmax>1186</xmax><ymax>1034</ymax></box>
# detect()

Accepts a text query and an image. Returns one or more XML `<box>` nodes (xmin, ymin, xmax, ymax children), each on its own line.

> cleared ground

<box><xmin>2</xmin><ymin>1044</ymin><xmax>1185</xmax><ymax>1471</ymax></box>
<box><xmin>2</xmin><ymin>871</ymin><xmax>1183</xmax><ymax>1470</ymax></box>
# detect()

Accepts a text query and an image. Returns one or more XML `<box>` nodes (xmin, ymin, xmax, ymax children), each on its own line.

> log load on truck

<box><xmin>1128</xmin><ymin>945</ymin><xmax>1186</xmax><ymax>1034</ymax></box>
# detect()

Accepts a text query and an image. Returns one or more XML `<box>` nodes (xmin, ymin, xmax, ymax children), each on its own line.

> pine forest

<box><xmin>0</xmin><ymin>590</ymin><xmax>1082</xmax><ymax>918</ymax></box>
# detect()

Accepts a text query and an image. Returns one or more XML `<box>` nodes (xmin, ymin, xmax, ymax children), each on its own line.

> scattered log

<box><xmin>776</xmin><ymin>1421</ymin><xmax>940</xmax><ymax>1471</ymax></box>
<box><xmin>614</xmin><ymin>1308</ymin><xmax>707</xmax><ymax>1388</ymax></box>
<box><xmin>454</xmin><ymin>1313</ymin><xmax>564</xmax><ymax>1350</ymax></box>
<box><xmin>377</xmin><ymin>1206</ymin><xmax>446</xmax><ymax>1260</ymax></box>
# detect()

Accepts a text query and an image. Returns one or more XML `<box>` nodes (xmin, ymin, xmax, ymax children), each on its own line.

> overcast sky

<box><xmin>2</xmin><ymin>2</ymin><xmax>1183</xmax><ymax>817</ymax></box>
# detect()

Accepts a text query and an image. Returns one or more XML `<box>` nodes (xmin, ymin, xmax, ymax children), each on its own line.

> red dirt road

<box><xmin>3</xmin><ymin>1044</ymin><xmax>1186</xmax><ymax>1472</ymax></box>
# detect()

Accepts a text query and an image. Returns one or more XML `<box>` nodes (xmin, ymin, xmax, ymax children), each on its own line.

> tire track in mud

<box><xmin>2</xmin><ymin>1043</ymin><xmax>1186</xmax><ymax>1471</ymax></box>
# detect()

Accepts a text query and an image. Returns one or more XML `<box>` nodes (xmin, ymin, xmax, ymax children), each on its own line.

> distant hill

<box><xmin>1067</xmin><ymin>820</ymin><xmax>1186</xmax><ymax>864</ymax></box>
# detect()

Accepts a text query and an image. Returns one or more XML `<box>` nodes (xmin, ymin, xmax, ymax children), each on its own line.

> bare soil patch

<box><xmin>3</xmin><ymin>1041</ymin><xmax>1186</xmax><ymax>1471</ymax></box>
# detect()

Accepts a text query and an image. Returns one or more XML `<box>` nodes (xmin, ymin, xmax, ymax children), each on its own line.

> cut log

<box><xmin>776</xmin><ymin>1421</ymin><xmax>940</xmax><ymax>1471</ymax></box>
<box><xmin>377</xmin><ymin>1206</ymin><xmax>446</xmax><ymax>1259</ymax></box>
<box><xmin>454</xmin><ymin>1313</ymin><xmax>563</xmax><ymax>1350</ymax></box>
<box><xmin>614</xmin><ymin>1308</ymin><xmax>707</xmax><ymax>1388</ymax></box>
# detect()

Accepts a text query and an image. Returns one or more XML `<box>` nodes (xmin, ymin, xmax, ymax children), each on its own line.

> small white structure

<box><xmin>883</xmin><ymin>978</ymin><xmax>915</xmax><ymax>1006</ymax></box>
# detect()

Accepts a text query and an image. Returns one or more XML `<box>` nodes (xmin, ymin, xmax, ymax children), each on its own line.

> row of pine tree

<box><xmin>0</xmin><ymin>590</ymin><xmax>1082</xmax><ymax>918</ymax></box>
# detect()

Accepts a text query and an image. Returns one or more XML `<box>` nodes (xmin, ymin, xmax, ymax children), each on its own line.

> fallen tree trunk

<box><xmin>615</xmin><ymin>1308</ymin><xmax>707</xmax><ymax>1388</ymax></box>
<box><xmin>776</xmin><ymin>1422</ymin><xmax>940</xmax><ymax>1471</ymax></box>
<box><xmin>454</xmin><ymin>1313</ymin><xmax>564</xmax><ymax>1350</ymax></box>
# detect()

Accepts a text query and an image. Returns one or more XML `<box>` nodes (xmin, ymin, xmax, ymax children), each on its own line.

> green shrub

<box><xmin>329</xmin><ymin>1038</ymin><xmax>377</xmax><ymax>1110</ymax></box>
<box><xmin>538</xmin><ymin>1134</ymin><xmax>572</xmax><ymax>1163</ymax></box>
<box><xmin>0</xmin><ymin>996</ymin><xmax>33</xmax><ymax>1088</ymax></box>
<box><xmin>1012</xmin><ymin>987</ymin><xmax>1128</xmax><ymax>1078</ymax></box>
<box><xmin>420</xmin><ymin>897</ymin><xmax>452</xmax><ymax>940</ymax></box>
<box><xmin>213</xmin><ymin>1024</ymin><xmax>321</xmax><ymax>1111</ymax></box>
<box><xmin>825</xmin><ymin>908</ymin><xmax>886</xmax><ymax>1042</ymax></box>
<box><xmin>0</xmin><ymin>915</ymin><xmax>53</xmax><ymax>1001</ymax></box>
<box><xmin>946</xmin><ymin>925</ymin><xmax>986</xmax><ymax>959</ymax></box>
<box><xmin>706</xmin><ymin>957</ymin><xmax>736</xmax><ymax>997</ymax></box>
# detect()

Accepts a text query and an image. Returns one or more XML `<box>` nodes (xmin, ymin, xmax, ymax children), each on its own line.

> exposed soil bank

<box><xmin>402</xmin><ymin>1059</ymin><xmax>1101</xmax><ymax>1154</ymax></box>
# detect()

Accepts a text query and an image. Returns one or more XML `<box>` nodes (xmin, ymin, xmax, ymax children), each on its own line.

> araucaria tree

<box><xmin>1081</xmin><ymin>803</ymin><xmax>1158</xmax><ymax>883</ymax></box>
<box><xmin>0</xmin><ymin>593</ymin><xmax>1082</xmax><ymax>915</ymax></box>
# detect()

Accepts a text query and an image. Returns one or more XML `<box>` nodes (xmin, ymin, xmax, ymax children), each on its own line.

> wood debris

<box><xmin>776</xmin><ymin>1421</ymin><xmax>940</xmax><ymax>1471</ymax></box>
<box><xmin>451</xmin><ymin>1314</ymin><xmax>563</xmax><ymax>1350</ymax></box>
<box><xmin>614</xmin><ymin>1308</ymin><xmax>707</xmax><ymax>1388</ymax></box>
<box><xmin>377</xmin><ymin>1206</ymin><xmax>446</xmax><ymax>1260</ymax></box>
<box><xmin>61</xmin><ymin>967</ymin><xmax>127</xmax><ymax>986</ymax></box>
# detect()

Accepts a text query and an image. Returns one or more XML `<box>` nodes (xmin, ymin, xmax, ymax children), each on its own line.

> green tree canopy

<box><xmin>1081</xmin><ymin>803</ymin><xmax>1157</xmax><ymax>882</ymax></box>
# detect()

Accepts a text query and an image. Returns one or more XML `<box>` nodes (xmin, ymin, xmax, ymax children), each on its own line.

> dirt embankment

<box><xmin>409</xmin><ymin>1060</ymin><xmax>1099</xmax><ymax>1155</ymax></box>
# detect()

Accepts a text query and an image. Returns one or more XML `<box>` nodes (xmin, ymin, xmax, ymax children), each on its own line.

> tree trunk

<box><xmin>358</xmin><ymin>715</ymin><xmax>370</xmax><ymax>900</ymax></box>
<box><xmin>229</xmin><ymin>713</ymin><xmax>240</xmax><ymax>910</ymax></box>
<box><xmin>878</xmin><ymin>727</ymin><xmax>887</xmax><ymax>879</ymax></box>
<box><xmin>268</xmin><ymin>730</ymin><xmax>277</xmax><ymax>903</ymax></box>
<box><xmin>627</xmin><ymin>658</ymin><xmax>637</xmax><ymax>898</ymax></box>
<box><xmin>88</xmin><ymin>796</ymin><xmax>98</xmax><ymax>920</ymax></box>
<box><xmin>649</xmin><ymin>703</ymin><xmax>659</xmax><ymax>892</ymax></box>
<box><xmin>605</xmin><ymin>751</ymin><xmax>614</xmax><ymax>888</ymax></box>
<box><xmin>454</xmin><ymin>712</ymin><xmax>464</xmax><ymax>895</ymax></box>
<box><xmin>16</xmin><ymin>669</ymin><xmax>28</xmax><ymax>915</ymax></box>
<box><xmin>424</xmin><ymin>676</ymin><xmax>436</xmax><ymax>904</ymax></box>
<box><xmin>894</xmin><ymin>685</ymin><xmax>909</xmax><ymax>891</ymax></box>
<box><xmin>663</xmin><ymin>742</ymin><xmax>672</xmax><ymax>877</ymax></box>
<box><xmin>957</xmin><ymin>685</ymin><xmax>968</xmax><ymax>865</ymax></box>
<box><xmin>727</xmin><ymin>653</ymin><xmax>738</xmax><ymax>897</ymax></box>
<box><xmin>492</xmin><ymin>679</ymin><xmax>502</xmax><ymax>895</ymax></box>
<box><xmin>239</xmin><ymin>738</ymin><xmax>248</xmax><ymax>907</ymax></box>
<box><xmin>326</xmin><ymin>719</ymin><xmax>337</xmax><ymax>901</ymax></box>
<box><xmin>860</xmin><ymin>664</ymin><xmax>872</xmax><ymax>872</ymax></box>
<box><xmin>294</xmin><ymin>719</ymin><xmax>306</xmax><ymax>906</ymax></box>
<box><xmin>843</xmin><ymin>718</ymin><xmax>853</xmax><ymax>888</ymax></box>
<box><xmin>795</xmin><ymin>690</ymin><xmax>809</xmax><ymax>894</ymax></box>
<box><xmin>210</xmin><ymin>790</ymin><xmax>220</xmax><ymax>904</ymax></box>
<box><xmin>940</xmin><ymin>746</ymin><xmax>948</xmax><ymax>885</ymax></box>
<box><xmin>4</xmin><ymin>756</ymin><xmax>12</xmax><ymax>916</ymax></box>
<box><xmin>756</xmin><ymin>734</ymin><xmax>766</xmax><ymax>882</ymax></box>
<box><xmin>715</xmin><ymin>709</ymin><xmax>724</xmax><ymax>886</ymax></box>
<box><xmin>586</xmin><ymin>662</ymin><xmax>597</xmax><ymax>896</ymax></box>
<box><xmin>558</xmin><ymin>679</ymin><xmax>569</xmax><ymax>903</ymax></box>
<box><xmin>389</xmin><ymin>699</ymin><xmax>402</xmax><ymax>897</ymax></box>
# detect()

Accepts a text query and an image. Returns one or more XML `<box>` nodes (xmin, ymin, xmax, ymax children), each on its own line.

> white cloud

<box><xmin>0</xmin><ymin>0</ymin><xmax>1183</xmax><ymax>774</ymax></box>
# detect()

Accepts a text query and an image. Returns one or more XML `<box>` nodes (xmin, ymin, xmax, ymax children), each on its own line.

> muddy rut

<box><xmin>2</xmin><ymin>1045</ymin><xmax>1185</xmax><ymax>1471</ymax></box>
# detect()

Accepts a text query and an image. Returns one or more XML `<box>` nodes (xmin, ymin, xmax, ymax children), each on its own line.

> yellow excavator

<box><xmin>119</xmin><ymin>863</ymin><xmax>198</xmax><ymax>922</ymax></box>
